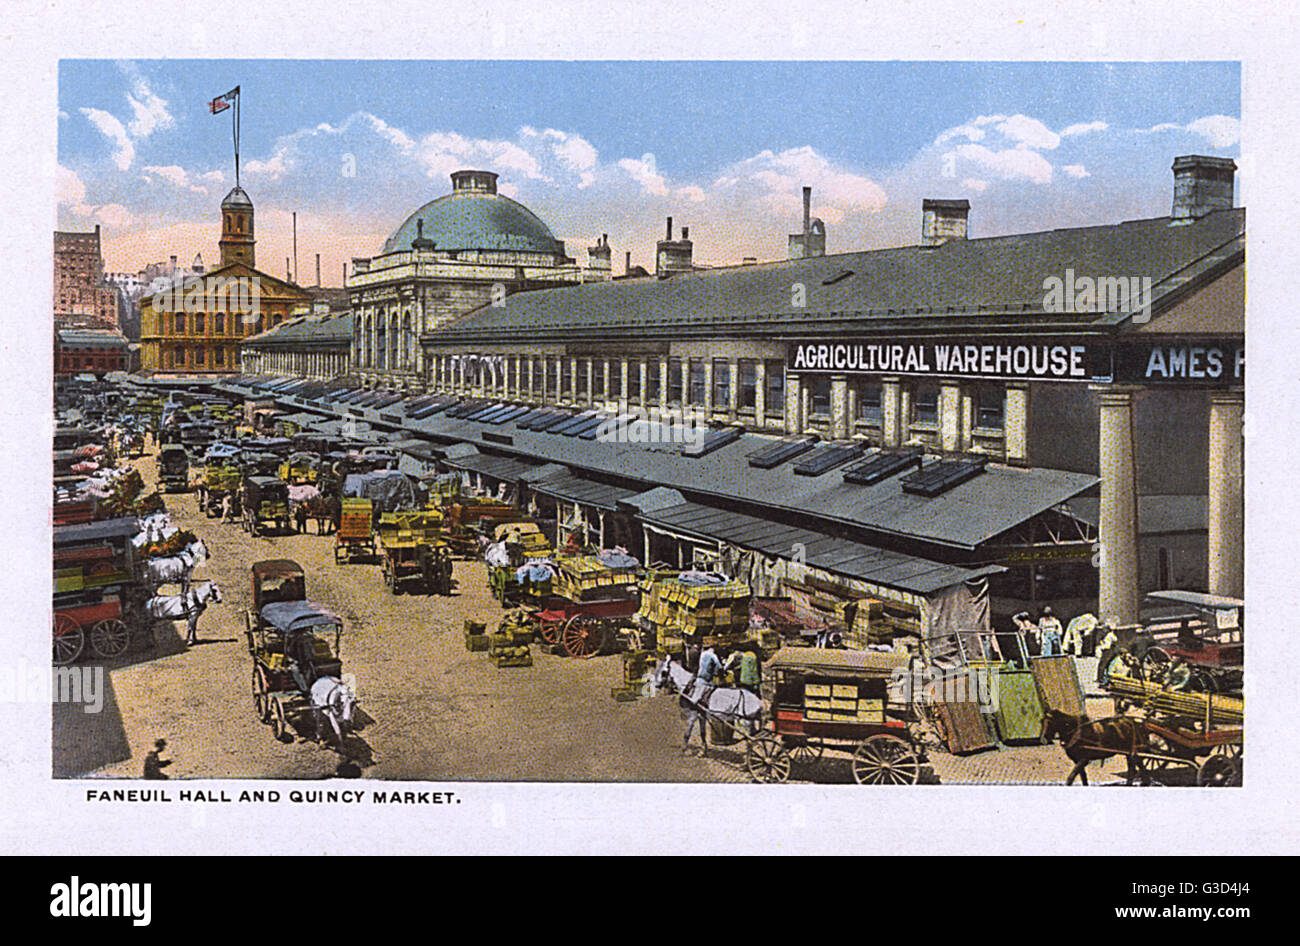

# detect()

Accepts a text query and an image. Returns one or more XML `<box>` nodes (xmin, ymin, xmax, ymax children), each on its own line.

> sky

<box><xmin>57</xmin><ymin>60</ymin><xmax>1241</xmax><ymax>285</ymax></box>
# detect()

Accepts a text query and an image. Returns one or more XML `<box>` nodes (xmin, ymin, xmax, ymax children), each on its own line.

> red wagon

<box><xmin>532</xmin><ymin>594</ymin><xmax>641</xmax><ymax>658</ymax></box>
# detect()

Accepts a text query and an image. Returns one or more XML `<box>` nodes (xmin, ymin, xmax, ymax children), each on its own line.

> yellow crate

<box><xmin>804</xmin><ymin>698</ymin><xmax>832</xmax><ymax>710</ymax></box>
<box><xmin>830</xmin><ymin>698</ymin><xmax>857</xmax><ymax>711</ymax></box>
<box><xmin>832</xmin><ymin>684</ymin><xmax>859</xmax><ymax>699</ymax></box>
<box><xmin>855</xmin><ymin>710</ymin><xmax>885</xmax><ymax>724</ymax></box>
<box><xmin>805</xmin><ymin>684</ymin><xmax>831</xmax><ymax>698</ymax></box>
<box><xmin>805</xmin><ymin>710</ymin><xmax>834</xmax><ymax>721</ymax></box>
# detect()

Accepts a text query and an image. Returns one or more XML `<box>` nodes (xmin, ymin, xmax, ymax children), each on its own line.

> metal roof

<box><xmin>638</xmin><ymin>499</ymin><xmax>1001</xmax><ymax>595</ymax></box>
<box><xmin>54</xmin><ymin>517</ymin><xmax>141</xmax><ymax>545</ymax></box>
<box><xmin>529</xmin><ymin>469</ymin><xmax>637</xmax><ymax>511</ymax></box>
<box><xmin>427</xmin><ymin>209</ymin><xmax>1244</xmax><ymax>343</ymax></box>
<box><xmin>442</xmin><ymin>450</ymin><xmax>539</xmax><ymax>483</ymax></box>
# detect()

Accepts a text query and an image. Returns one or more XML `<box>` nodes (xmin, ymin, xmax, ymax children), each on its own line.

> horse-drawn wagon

<box><xmin>248</xmin><ymin>599</ymin><xmax>354</xmax><ymax>745</ymax></box>
<box><xmin>637</xmin><ymin>573</ymin><xmax>755</xmax><ymax>656</ymax></box>
<box><xmin>53</xmin><ymin>517</ymin><xmax>146</xmax><ymax>663</ymax></box>
<box><xmin>334</xmin><ymin>498</ymin><xmax>375</xmax><ymax>562</ymax></box>
<box><xmin>242</xmin><ymin>476</ymin><xmax>290</xmax><ymax>536</ymax></box>
<box><xmin>742</xmin><ymin>647</ymin><xmax>923</xmax><ymax>784</ymax></box>
<box><xmin>376</xmin><ymin>509</ymin><xmax>453</xmax><ymax>594</ymax></box>
<box><xmin>530</xmin><ymin>552</ymin><xmax>642</xmax><ymax>657</ymax></box>
<box><xmin>157</xmin><ymin>444</ymin><xmax>189</xmax><ymax>493</ymax></box>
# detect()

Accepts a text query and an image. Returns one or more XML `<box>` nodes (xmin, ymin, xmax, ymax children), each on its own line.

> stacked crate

<box><xmin>641</xmin><ymin>577</ymin><xmax>752</xmax><ymax>653</ymax></box>
<box><xmin>610</xmin><ymin>650</ymin><xmax>653</xmax><ymax>702</ymax></box>
<box><xmin>555</xmin><ymin>556</ymin><xmax>638</xmax><ymax>603</ymax></box>
<box><xmin>842</xmin><ymin>598</ymin><xmax>885</xmax><ymax>649</ymax></box>
<box><xmin>463</xmin><ymin>620</ymin><xmax>489</xmax><ymax>652</ymax></box>
<box><xmin>487</xmin><ymin>613</ymin><xmax>535</xmax><ymax>667</ymax></box>
<box><xmin>801</xmin><ymin>678</ymin><xmax>885</xmax><ymax>724</ymax></box>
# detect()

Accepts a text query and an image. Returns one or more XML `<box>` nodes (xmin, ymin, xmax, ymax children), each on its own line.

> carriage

<box><xmin>1096</xmin><ymin>590</ymin><xmax>1243</xmax><ymax>694</ymax></box>
<box><xmin>242</xmin><ymin>476</ymin><xmax>291</xmax><ymax>536</ymax></box>
<box><xmin>530</xmin><ymin>553</ymin><xmax>643</xmax><ymax>657</ymax></box>
<box><xmin>376</xmin><ymin>510</ymin><xmax>453</xmax><ymax>594</ymax></box>
<box><xmin>742</xmin><ymin>648</ymin><xmax>924</xmax><ymax>785</ymax></box>
<box><xmin>334</xmin><ymin>498</ymin><xmax>376</xmax><ymax>563</ymax></box>
<box><xmin>157</xmin><ymin>445</ymin><xmax>189</xmax><ymax>493</ymax></box>
<box><xmin>53</xmin><ymin>517</ymin><xmax>148</xmax><ymax>663</ymax></box>
<box><xmin>278</xmin><ymin>451</ymin><xmax>322</xmax><ymax>485</ymax></box>
<box><xmin>248</xmin><ymin>599</ymin><xmax>347</xmax><ymax>743</ymax></box>
<box><xmin>243</xmin><ymin>559</ymin><xmax>306</xmax><ymax>644</ymax></box>
<box><xmin>201</xmin><ymin>458</ymin><xmax>242</xmax><ymax>516</ymax></box>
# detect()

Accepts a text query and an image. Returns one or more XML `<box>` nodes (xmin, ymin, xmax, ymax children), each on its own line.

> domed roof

<box><xmin>383</xmin><ymin>176</ymin><xmax>565</xmax><ymax>256</ymax></box>
<box><xmin>221</xmin><ymin>186</ymin><xmax>253</xmax><ymax>209</ymax></box>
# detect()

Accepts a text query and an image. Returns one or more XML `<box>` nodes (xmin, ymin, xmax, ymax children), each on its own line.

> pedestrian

<box><xmin>724</xmin><ymin>642</ymin><xmax>762</xmax><ymax>695</ymax></box>
<box><xmin>696</xmin><ymin>643</ymin><xmax>722</xmax><ymax>686</ymax></box>
<box><xmin>143</xmin><ymin>739</ymin><xmax>172</xmax><ymax>780</ymax></box>
<box><xmin>1012</xmin><ymin>611</ymin><xmax>1039</xmax><ymax>659</ymax></box>
<box><xmin>294</xmin><ymin>502</ymin><xmax>308</xmax><ymax>534</ymax></box>
<box><xmin>1063</xmin><ymin>613</ymin><xmax>1096</xmax><ymax>657</ymax></box>
<box><xmin>221</xmin><ymin>492</ymin><xmax>234</xmax><ymax>523</ymax></box>
<box><xmin>1038</xmin><ymin>606</ymin><xmax>1063</xmax><ymax>657</ymax></box>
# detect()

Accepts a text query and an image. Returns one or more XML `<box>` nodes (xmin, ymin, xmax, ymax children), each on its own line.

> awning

<box><xmin>529</xmin><ymin>470</ymin><xmax>637</xmax><ymax>511</ymax></box>
<box><xmin>442</xmin><ymin>451</ymin><xmax>539</xmax><ymax>483</ymax></box>
<box><xmin>636</xmin><ymin>499</ymin><xmax>1001</xmax><ymax>597</ymax></box>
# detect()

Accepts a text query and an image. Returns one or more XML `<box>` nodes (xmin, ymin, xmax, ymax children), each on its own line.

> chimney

<box><xmin>656</xmin><ymin>216</ymin><xmax>693</xmax><ymax>277</ymax></box>
<box><xmin>789</xmin><ymin>186</ymin><xmax>826</xmax><ymax>259</ymax></box>
<box><xmin>587</xmin><ymin>234</ymin><xmax>612</xmax><ymax>278</ymax></box>
<box><xmin>286</xmin><ymin>257</ymin><xmax>292</xmax><ymax>280</ymax></box>
<box><xmin>921</xmin><ymin>198</ymin><xmax>970</xmax><ymax>246</ymax></box>
<box><xmin>625</xmin><ymin>251</ymin><xmax>633</xmax><ymax>275</ymax></box>
<box><xmin>1171</xmin><ymin>155</ymin><xmax>1236</xmax><ymax>222</ymax></box>
<box><xmin>315</xmin><ymin>254</ymin><xmax>322</xmax><ymax>287</ymax></box>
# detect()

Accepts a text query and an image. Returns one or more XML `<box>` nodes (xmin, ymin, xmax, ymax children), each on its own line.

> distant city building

<box><xmin>139</xmin><ymin>187</ymin><xmax>309</xmax><ymax>376</ymax></box>
<box><xmin>55</xmin><ymin>327</ymin><xmax>129</xmax><ymax>375</ymax></box>
<box><xmin>53</xmin><ymin>225</ymin><xmax>119</xmax><ymax>330</ymax></box>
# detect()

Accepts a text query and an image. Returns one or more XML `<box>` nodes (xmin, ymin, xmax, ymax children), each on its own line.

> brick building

<box><xmin>54</xmin><ymin>225</ymin><xmax>120</xmax><ymax>330</ymax></box>
<box><xmin>55</xmin><ymin>327</ymin><xmax>129</xmax><ymax>375</ymax></box>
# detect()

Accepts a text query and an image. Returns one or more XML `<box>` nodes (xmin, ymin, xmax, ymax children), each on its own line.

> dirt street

<box><xmin>57</xmin><ymin>448</ymin><xmax>1125</xmax><ymax>786</ymax></box>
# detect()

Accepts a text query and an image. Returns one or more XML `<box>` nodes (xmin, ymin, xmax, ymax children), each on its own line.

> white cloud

<box><xmin>57</xmin><ymin>165</ymin><xmax>90</xmax><ymax>213</ymax></box>
<box><xmin>244</xmin><ymin>145</ymin><xmax>292</xmax><ymax>180</ymax></box>
<box><xmin>1061</xmin><ymin>120</ymin><xmax>1108</xmax><ymax>138</ymax></box>
<box><xmin>1062</xmin><ymin>164</ymin><xmax>1089</xmax><ymax>179</ymax></box>
<box><xmin>996</xmin><ymin>115</ymin><xmax>1060</xmax><ymax>150</ymax></box>
<box><xmin>961</xmin><ymin>178</ymin><xmax>990</xmax><ymax>193</ymax></box>
<box><xmin>1186</xmin><ymin>114</ymin><xmax>1240</xmax><ymax>148</ymax></box>
<box><xmin>950</xmin><ymin>143</ymin><xmax>1054</xmax><ymax>185</ymax></box>
<box><xmin>94</xmin><ymin>203</ymin><xmax>134</xmax><ymax>227</ymax></box>
<box><xmin>80</xmin><ymin>107</ymin><xmax>134</xmax><ymax>170</ymax></box>
<box><xmin>125</xmin><ymin>76</ymin><xmax>173</xmax><ymax>138</ymax></box>
<box><xmin>618</xmin><ymin>153</ymin><xmax>669</xmax><ymax>196</ymax></box>
<box><xmin>142</xmin><ymin>164</ymin><xmax>209</xmax><ymax>193</ymax></box>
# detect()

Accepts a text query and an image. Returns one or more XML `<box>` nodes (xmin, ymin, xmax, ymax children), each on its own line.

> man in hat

<box><xmin>1037</xmin><ymin>606</ymin><xmax>1064</xmax><ymax>657</ymax></box>
<box><xmin>724</xmin><ymin>642</ymin><xmax>762</xmax><ymax>696</ymax></box>
<box><xmin>143</xmin><ymin>739</ymin><xmax>172</xmax><ymax>780</ymax></box>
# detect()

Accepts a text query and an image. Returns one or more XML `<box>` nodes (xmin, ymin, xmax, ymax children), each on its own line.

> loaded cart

<box><xmin>334</xmin><ymin>498</ymin><xmax>375</xmax><ymax>563</ymax></box>
<box><xmin>53</xmin><ymin>517</ymin><xmax>148</xmax><ymax>663</ymax></box>
<box><xmin>248</xmin><ymin>599</ymin><xmax>347</xmax><ymax>744</ymax></box>
<box><xmin>744</xmin><ymin>647</ymin><xmax>923</xmax><ymax>785</ymax></box>
<box><xmin>532</xmin><ymin>552</ymin><xmax>642</xmax><ymax>657</ymax></box>
<box><xmin>376</xmin><ymin>509</ymin><xmax>453</xmax><ymax>595</ymax></box>
<box><xmin>242</xmin><ymin>475</ymin><xmax>290</xmax><ymax>536</ymax></box>
<box><xmin>638</xmin><ymin>573</ymin><xmax>755</xmax><ymax>656</ymax></box>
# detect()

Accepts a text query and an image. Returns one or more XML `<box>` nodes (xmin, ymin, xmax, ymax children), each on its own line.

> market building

<box><xmin>346</xmin><ymin>169</ymin><xmax>599</xmax><ymax>391</ymax></box>
<box><xmin>54</xmin><ymin>327</ymin><xmax>129</xmax><ymax>375</ymax></box>
<box><xmin>240</xmin><ymin>300</ymin><xmax>353</xmax><ymax>379</ymax></box>
<box><xmin>139</xmin><ymin>186</ymin><xmax>310</xmax><ymax>376</ymax></box>
<box><xmin>411</xmin><ymin>155</ymin><xmax>1244</xmax><ymax>620</ymax></box>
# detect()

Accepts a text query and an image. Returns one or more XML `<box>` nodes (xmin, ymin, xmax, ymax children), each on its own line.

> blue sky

<box><xmin>58</xmin><ymin>60</ymin><xmax>1241</xmax><ymax>281</ymax></box>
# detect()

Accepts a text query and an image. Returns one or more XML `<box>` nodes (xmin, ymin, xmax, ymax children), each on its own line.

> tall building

<box><xmin>53</xmin><ymin>225</ymin><xmax>120</xmax><ymax>330</ymax></box>
<box><xmin>348</xmin><ymin>169</ymin><xmax>586</xmax><ymax>390</ymax></box>
<box><xmin>139</xmin><ymin>186</ymin><xmax>309</xmax><ymax>375</ymax></box>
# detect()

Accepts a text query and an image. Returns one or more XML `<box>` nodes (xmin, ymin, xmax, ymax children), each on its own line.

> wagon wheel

<box><xmin>251</xmin><ymin>667</ymin><xmax>270</xmax><ymax>722</ymax></box>
<box><xmin>852</xmin><ymin>734</ymin><xmax>921</xmax><ymax>785</ymax></box>
<box><xmin>1197</xmin><ymin>753</ymin><xmax>1242</xmax><ymax>787</ymax></box>
<box><xmin>784</xmin><ymin>736</ymin><xmax>824</xmax><ymax>765</ymax></box>
<box><xmin>270</xmin><ymin>697</ymin><xmax>290</xmax><ymax>742</ymax></box>
<box><xmin>1141</xmin><ymin>646</ymin><xmax>1170</xmax><ymax>683</ymax></box>
<box><xmin>744</xmin><ymin>732</ymin><xmax>792</xmax><ymax>784</ymax></box>
<box><xmin>1138</xmin><ymin>732</ymin><xmax>1193</xmax><ymax>784</ymax></box>
<box><xmin>561</xmin><ymin>615</ymin><xmax>606</xmax><ymax>658</ymax></box>
<box><xmin>1190</xmin><ymin>668</ymin><xmax>1219</xmax><ymax>694</ymax></box>
<box><xmin>90</xmin><ymin>618</ymin><xmax>132</xmax><ymax>658</ymax></box>
<box><xmin>53</xmin><ymin>614</ymin><xmax>85</xmax><ymax>666</ymax></box>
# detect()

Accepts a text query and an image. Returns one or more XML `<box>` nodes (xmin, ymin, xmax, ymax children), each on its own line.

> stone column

<box><xmin>728</xmin><ymin>360</ymin><xmax>740</xmax><ymax>419</ymax></box>
<box><xmin>940</xmin><ymin>381</ymin><xmax>962</xmax><ymax>452</ymax></box>
<box><xmin>830</xmin><ymin>375</ymin><xmax>849</xmax><ymax>439</ymax></box>
<box><xmin>754</xmin><ymin>360</ymin><xmax>767</xmax><ymax>422</ymax></box>
<box><xmin>702</xmin><ymin>359</ymin><xmax>714</xmax><ymax>414</ymax></box>
<box><xmin>899</xmin><ymin>388</ymin><xmax>912</xmax><ymax>442</ymax></box>
<box><xmin>881</xmin><ymin>377</ymin><xmax>901</xmax><ymax>447</ymax></box>
<box><xmin>786</xmin><ymin>371</ymin><xmax>803</xmax><ymax>435</ymax></box>
<box><xmin>619</xmin><ymin>358</ymin><xmax>630</xmax><ymax>401</ymax></box>
<box><xmin>1207</xmin><ymin>390</ymin><xmax>1244</xmax><ymax>598</ymax></box>
<box><xmin>1005</xmin><ymin>383</ymin><xmax>1029</xmax><ymax>464</ymax></box>
<box><xmin>1095</xmin><ymin>386</ymin><xmax>1141</xmax><ymax>625</ymax></box>
<box><xmin>960</xmin><ymin>394</ymin><xmax>973</xmax><ymax>452</ymax></box>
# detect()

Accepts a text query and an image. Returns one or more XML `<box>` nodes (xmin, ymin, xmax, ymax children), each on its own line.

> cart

<box><xmin>248</xmin><ymin>599</ymin><xmax>346</xmax><ymax>744</ymax></box>
<box><xmin>334</xmin><ymin>498</ymin><xmax>375</xmax><ymax>563</ymax></box>
<box><xmin>528</xmin><ymin>553</ymin><xmax>643</xmax><ymax>657</ymax></box>
<box><xmin>242</xmin><ymin>559</ymin><xmax>307</xmax><ymax>649</ymax></box>
<box><xmin>157</xmin><ymin>445</ymin><xmax>189</xmax><ymax>493</ymax></box>
<box><xmin>376</xmin><ymin>510</ymin><xmax>453</xmax><ymax>594</ymax></box>
<box><xmin>278</xmin><ymin>452</ymin><xmax>321</xmax><ymax>486</ymax></box>
<box><xmin>743</xmin><ymin>647</ymin><xmax>923</xmax><ymax>785</ymax></box>
<box><xmin>1096</xmin><ymin>591</ymin><xmax>1244</xmax><ymax>694</ymax></box>
<box><xmin>202</xmin><ymin>462</ymin><xmax>242</xmax><ymax>516</ymax></box>
<box><xmin>242</xmin><ymin>476</ymin><xmax>290</xmax><ymax>536</ymax></box>
<box><xmin>52</xmin><ymin>517</ymin><xmax>148</xmax><ymax>663</ymax></box>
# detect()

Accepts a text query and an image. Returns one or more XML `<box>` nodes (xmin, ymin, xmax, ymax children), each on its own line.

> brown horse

<box><xmin>1041</xmin><ymin>709</ymin><xmax>1152</xmax><ymax>785</ymax></box>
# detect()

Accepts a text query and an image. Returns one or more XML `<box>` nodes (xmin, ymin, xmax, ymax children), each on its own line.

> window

<box><xmin>688</xmin><ymin>360</ymin><xmax>706</xmax><ymax>406</ymax></box>
<box><xmin>668</xmin><ymin>358</ymin><xmax>683</xmax><ymax>403</ymax></box>
<box><xmin>559</xmin><ymin>359</ymin><xmax>571</xmax><ymax>396</ymax></box>
<box><xmin>808</xmin><ymin>375</ymin><xmax>831</xmax><ymax>416</ymax></box>
<box><xmin>592</xmin><ymin>358</ymin><xmax>605</xmax><ymax>398</ymax></box>
<box><xmin>738</xmin><ymin>360</ymin><xmax>757</xmax><ymax>410</ymax></box>
<box><xmin>175</xmin><ymin>313</ymin><xmax>185</xmax><ymax>334</ymax></box>
<box><xmin>549</xmin><ymin>358</ymin><xmax>561</xmax><ymax>397</ymax></box>
<box><xmin>215</xmin><ymin>347</ymin><xmax>225</xmax><ymax>366</ymax></box>
<box><xmin>976</xmin><ymin>384</ymin><xmax>1005</xmax><ymax>430</ymax></box>
<box><xmin>712</xmin><ymin>359</ymin><xmax>731</xmax><ymax>408</ymax></box>
<box><xmin>854</xmin><ymin>380</ymin><xmax>883</xmax><ymax>423</ymax></box>
<box><xmin>576</xmin><ymin>358</ymin><xmax>590</xmax><ymax>397</ymax></box>
<box><xmin>912</xmin><ymin>383</ymin><xmax>939</xmax><ymax>424</ymax></box>
<box><xmin>645</xmin><ymin>358</ymin><xmax>660</xmax><ymax>401</ymax></box>
<box><xmin>194</xmin><ymin>347</ymin><xmax>205</xmax><ymax>366</ymax></box>
<box><xmin>176</xmin><ymin>347</ymin><xmax>186</xmax><ymax>366</ymax></box>
<box><xmin>215</xmin><ymin>313</ymin><xmax>225</xmax><ymax>335</ymax></box>
<box><xmin>194</xmin><ymin>313</ymin><xmax>205</xmax><ymax>333</ymax></box>
<box><xmin>627</xmin><ymin>361</ymin><xmax>641</xmax><ymax>400</ymax></box>
<box><xmin>764</xmin><ymin>360</ymin><xmax>785</xmax><ymax>414</ymax></box>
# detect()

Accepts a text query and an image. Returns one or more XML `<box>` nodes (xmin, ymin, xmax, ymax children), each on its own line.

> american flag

<box><xmin>209</xmin><ymin>87</ymin><xmax>239</xmax><ymax>114</ymax></box>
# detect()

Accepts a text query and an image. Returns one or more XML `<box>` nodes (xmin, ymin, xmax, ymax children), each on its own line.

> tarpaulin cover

<box><xmin>677</xmin><ymin>570</ymin><xmax>729</xmax><ymax>586</ymax></box>
<box><xmin>596</xmin><ymin>549</ymin><xmax>639</xmax><ymax>570</ymax></box>
<box><xmin>288</xmin><ymin>484</ymin><xmax>321</xmax><ymax>504</ymax></box>
<box><xmin>516</xmin><ymin>561</ymin><xmax>557</xmax><ymax>582</ymax></box>
<box><xmin>341</xmin><ymin>471</ymin><xmax>420</xmax><ymax>512</ymax></box>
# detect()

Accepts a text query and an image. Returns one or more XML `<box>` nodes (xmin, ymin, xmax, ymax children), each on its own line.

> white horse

<box><xmin>131</xmin><ymin>519</ymin><xmax>177</xmax><ymax>551</ymax></box>
<box><xmin>145</xmin><ymin>580</ymin><xmax>222</xmax><ymax>645</ymax></box>
<box><xmin>653</xmin><ymin>657</ymin><xmax>763</xmax><ymax>756</ymax></box>
<box><xmin>143</xmin><ymin>540</ymin><xmax>209</xmax><ymax>590</ymax></box>
<box><xmin>310</xmin><ymin>675</ymin><xmax>358</xmax><ymax>746</ymax></box>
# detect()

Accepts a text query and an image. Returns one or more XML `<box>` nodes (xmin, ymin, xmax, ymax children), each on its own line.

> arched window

<box><xmin>375</xmin><ymin>317</ymin><xmax>386</xmax><ymax>371</ymax></box>
<box><xmin>403</xmin><ymin>312</ymin><xmax>413</xmax><ymax>370</ymax></box>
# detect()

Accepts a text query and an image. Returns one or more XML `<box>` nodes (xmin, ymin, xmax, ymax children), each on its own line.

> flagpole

<box><xmin>233</xmin><ymin>88</ymin><xmax>241</xmax><ymax>188</ymax></box>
